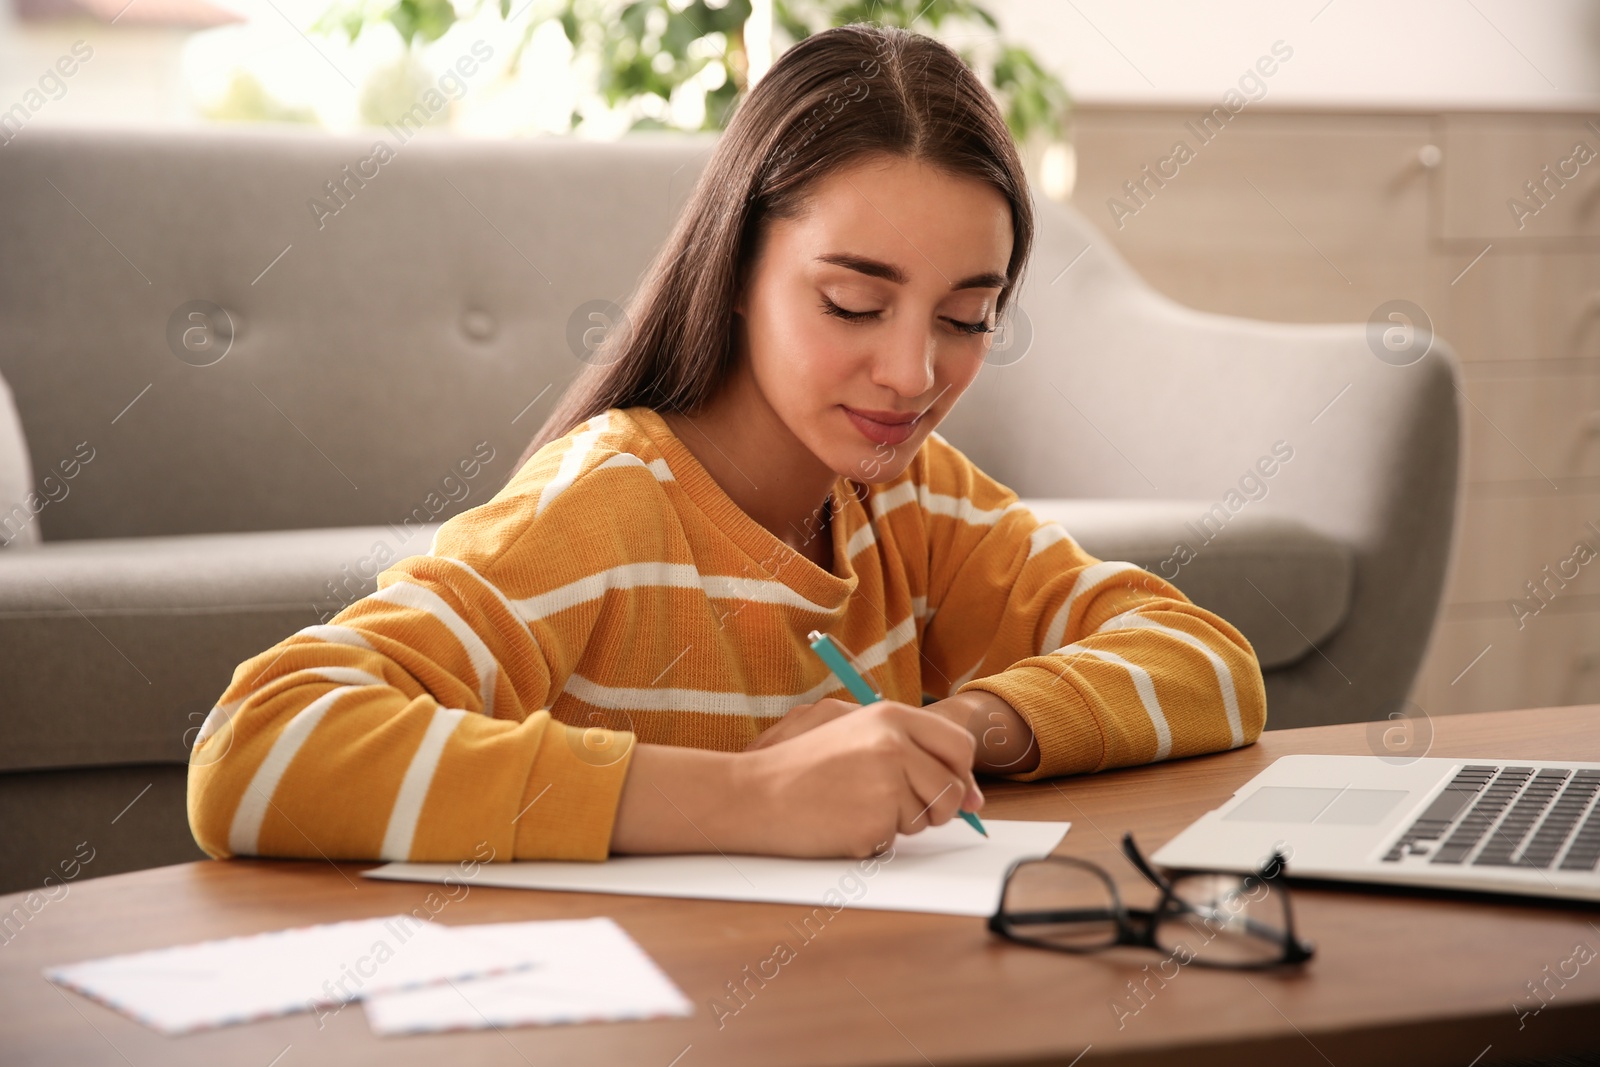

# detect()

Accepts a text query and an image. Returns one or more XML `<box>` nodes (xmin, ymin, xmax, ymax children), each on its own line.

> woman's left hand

<box><xmin>744</xmin><ymin>697</ymin><xmax>866</xmax><ymax>752</ymax></box>
<box><xmin>746</xmin><ymin>691</ymin><xmax>1038</xmax><ymax>774</ymax></box>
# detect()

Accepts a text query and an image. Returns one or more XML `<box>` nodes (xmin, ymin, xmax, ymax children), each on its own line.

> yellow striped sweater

<box><xmin>187</xmin><ymin>405</ymin><xmax>1265</xmax><ymax>864</ymax></box>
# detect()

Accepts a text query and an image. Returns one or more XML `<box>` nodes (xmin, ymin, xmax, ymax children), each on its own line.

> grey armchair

<box><xmin>0</xmin><ymin>127</ymin><xmax>1460</xmax><ymax>893</ymax></box>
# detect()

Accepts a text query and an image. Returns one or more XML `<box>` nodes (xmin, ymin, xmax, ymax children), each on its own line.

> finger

<box><xmin>773</xmin><ymin>700</ymin><xmax>859</xmax><ymax>740</ymax></box>
<box><xmin>760</xmin><ymin>701</ymin><xmax>822</xmax><ymax>738</ymax></box>
<box><xmin>897</xmin><ymin>707</ymin><xmax>981</xmax><ymax>793</ymax></box>
<box><xmin>749</xmin><ymin>699</ymin><xmax>861</xmax><ymax>751</ymax></box>
<box><xmin>806</xmin><ymin>700</ymin><xmax>863</xmax><ymax>727</ymax></box>
<box><xmin>748</xmin><ymin>722</ymin><xmax>799</xmax><ymax>751</ymax></box>
<box><xmin>897</xmin><ymin>745</ymin><xmax>970</xmax><ymax>832</ymax></box>
<box><xmin>743</xmin><ymin>715</ymin><xmax>788</xmax><ymax>751</ymax></box>
<box><xmin>860</xmin><ymin>704</ymin><xmax>982</xmax><ymax>815</ymax></box>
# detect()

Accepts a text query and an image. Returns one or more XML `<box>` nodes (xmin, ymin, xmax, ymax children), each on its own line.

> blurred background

<box><xmin>9</xmin><ymin>2</ymin><xmax>1600</xmax><ymax>726</ymax></box>
<box><xmin>4</xmin><ymin>1</ymin><xmax>1600</xmax><ymax>895</ymax></box>
<box><xmin>2</xmin><ymin>0</ymin><xmax>1595</xmax><ymax>135</ymax></box>
<box><xmin>4</xmin><ymin>0</ymin><xmax>1600</xmax><ymax>718</ymax></box>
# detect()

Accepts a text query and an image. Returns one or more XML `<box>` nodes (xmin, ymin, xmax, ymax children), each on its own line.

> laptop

<box><xmin>1150</xmin><ymin>755</ymin><xmax>1600</xmax><ymax>903</ymax></box>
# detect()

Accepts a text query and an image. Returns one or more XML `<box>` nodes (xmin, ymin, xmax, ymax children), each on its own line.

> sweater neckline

<box><xmin>623</xmin><ymin>406</ymin><xmax>860</xmax><ymax>613</ymax></box>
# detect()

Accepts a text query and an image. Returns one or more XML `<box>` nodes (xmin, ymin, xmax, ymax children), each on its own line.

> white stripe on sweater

<box><xmin>868</xmin><ymin>481</ymin><xmax>1025</xmax><ymax>532</ymax></box>
<box><xmin>368</xmin><ymin>581</ymin><xmax>497</xmax><ymax>716</ymax></box>
<box><xmin>536</xmin><ymin>411</ymin><xmax>611</xmax><ymax>518</ymax></box>
<box><xmin>380</xmin><ymin>706</ymin><xmax>469</xmax><ymax>860</ymax></box>
<box><xmin>558</xmin><ymin>675</ymin><xmax>822</xmax><ymax>718</ymax></box>
<box><xmin>194</xmin><ymin>698</ymin><xmax>244</xmax><ymax>747</ymax></box>
<box><xmin>1041</xmin><ymin>561</ymin><xmax>1146</xmax><ymax>654</ymax></box>
<box><xmin>290</xmin><ymin>624</ymin><xmax>373</xmax><ymax>649</ymax></box>
<box><xmin>435</xmin><ymin>555</ymin><xmax>535</xmax><ymax>641</ymax></box>
<box><xmin>846</xmin><ymin>521</ymin><xmax>876</xmax><ymax>561</ymax></box>
<box><xmin>512</xmin><ymin>561</ymin><xmax>703</xmax><ymax>620</ymax></box>
<box><xmin>1053</xmin><ymin>642</ymin><xmax>1172</xmax><ymax>760</ymax></box>
<box><xmin>844</xmin><ymin>611</ymin><xmax>917</xmax><ymax>675</ymax></box>
<box><xmin>919</xmin><ymin>489</ymin><xmax>1027</xmax><ymax>528</ymax></box>
<box><xmin>558</xmin><ymin>611</ymin><xmax>920</xmax><ymax>717</ymax></box>
<box><xmin>227</xmin><ymin>684</ymin><xmax>354</xmax><ymax>855</ymax></box>
<box><xmin>700</xmin><ymin>574</ymin><xmax>839</xmax><ymax>613</ymax></box>
<box><xmin>1028</xmin><ymin>521</ymin><xmax>1080</xmax><ymax>560</ymax></box>
<box><xmin>509</xmin><ymin>561</ymin><xmax>838</xmax><ymax>621</ymax></box>
<box><xmin>869</xmin><ymin>480</ymin><xmax>917</xmax><ymax>519</ymax></box>
<box><xmin>281</xmin><ymin>666</ymin><xmax>386</xmax><ymax>688</ymax></box>
<box><xmin>204</xmin><ymin>638</ymin><xmax>383</xmax><ymax>748</ymax></box>
<box><xmin>917</xmin><ymin>490</ymin><xmax>1007</xmax><ymax>526</ymax></box>
<box><xmin>1100</xmin><ymin>609</ymin><xmax>1244</xmax><ymax>748</ymax></box>
<box><xmin>595</xmin><ymin>451</ymin><xmax>676</xmax><ymax>482</ymax></box>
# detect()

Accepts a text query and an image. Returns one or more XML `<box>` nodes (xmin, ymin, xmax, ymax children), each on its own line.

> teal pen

<box><xmin>806</xmin><ymin>629</ymin><xmax>988</xmax><ymax>837</ymax></box>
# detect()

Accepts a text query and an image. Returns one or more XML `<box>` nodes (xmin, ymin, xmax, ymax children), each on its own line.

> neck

<box><xmin>660</xmin><ymin>363</ymin><xmax>837</xmax><ymax>561</ymax></box>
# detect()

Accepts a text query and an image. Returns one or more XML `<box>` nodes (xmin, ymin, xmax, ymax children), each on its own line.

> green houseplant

<box><xmin>312</xmin><ymin>0</ymin><xmax>1071</xmax><ymax>147</ymax></box>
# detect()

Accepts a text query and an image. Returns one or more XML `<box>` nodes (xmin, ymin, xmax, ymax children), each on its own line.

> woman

<box><xmin>187</xmin><ymin>24</ymin><xmax>1265</xmax><ymax>866</ymax></box>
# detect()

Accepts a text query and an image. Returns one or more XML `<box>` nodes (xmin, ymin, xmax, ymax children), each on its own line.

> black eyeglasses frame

<box><xmin>986</xmin><ymin>832</ymin><xmax>1315</xmax><ymax>970</ymax></box>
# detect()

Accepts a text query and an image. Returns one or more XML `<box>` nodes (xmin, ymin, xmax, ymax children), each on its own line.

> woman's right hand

<box><xmin>731</xmin><ymin>700</ymin><xmax>984</xmax><ymax>858</ymax></box>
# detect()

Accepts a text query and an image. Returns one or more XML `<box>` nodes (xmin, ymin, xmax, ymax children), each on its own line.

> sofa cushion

<box><xmin>0</xmin><ymin>524</ymin><xmax>440</xmax><ymax>774</ymax></box>
<box><xmin>1020</xmin><ymin>499</ymin><xmax>1353</xmax><ymax>672</ymax></box>
<box><xmin>0</xmin><ymin>370</ymin><xmax>38</xmax><ymax>549</ymax></box>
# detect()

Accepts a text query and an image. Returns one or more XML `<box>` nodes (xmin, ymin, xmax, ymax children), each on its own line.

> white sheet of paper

<box><xmin>43</xmin><ymin>915</ymin><xmax>540</xmax><ymax>1035</ymax></box>
<box><xmin>361</xmin><ymin>917</ymin><xmax>694</xmax><ymax>1036</ymax></box>
<box><xmin>365</xmin><ymin>818</ymin><xmax>1070</xmax><ymax>917</ymax></box>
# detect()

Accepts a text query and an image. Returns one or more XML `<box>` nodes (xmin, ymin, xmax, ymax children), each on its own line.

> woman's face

<box><xmin>736</xmin><ymin>153</ymin><xmax>1015</xmax><ymax>484</ymax></box>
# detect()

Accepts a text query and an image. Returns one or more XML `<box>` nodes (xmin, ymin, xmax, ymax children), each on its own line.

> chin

<box><xmin>841</xmin><ymin>441</ymin><xmax>920</xmax><ymax>485</ymax></box>
<box><xmin>850</xmin><ymin>466</ymin><xmax>907</xmax><ymax>486</ymax></box>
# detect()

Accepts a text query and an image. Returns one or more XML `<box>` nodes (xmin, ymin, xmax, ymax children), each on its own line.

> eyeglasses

<box><xmin>988</xmin><ymin>832</ymin><xmax>1315</xmax><ymax>969</ymax></box>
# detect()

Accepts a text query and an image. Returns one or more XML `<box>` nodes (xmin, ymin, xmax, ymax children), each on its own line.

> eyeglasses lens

<box><xmin>999</xmin><ymin>860</ymin><xmax>1120</xmax><ymax>949</ymax></box>
<box><xmin>1154</xmin><ymin>871</ymin><xmax>1290</xmax><ymax>966</ymax></box>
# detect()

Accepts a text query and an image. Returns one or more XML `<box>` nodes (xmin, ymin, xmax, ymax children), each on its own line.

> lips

<box><xmin>842</xmin><ymin>405</ymin><xmax>921</xmax><ymax>447</ymax></box>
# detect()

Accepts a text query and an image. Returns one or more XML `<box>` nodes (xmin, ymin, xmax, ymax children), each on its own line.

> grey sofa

<box><xmin>0</xmin><ymin>126</ymin><xmax>1461</xmax><ymax>894</ymax></box>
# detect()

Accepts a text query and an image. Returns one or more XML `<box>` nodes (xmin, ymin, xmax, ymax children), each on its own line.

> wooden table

<box><xmin>4</xmin><ymin>706</ymin><xmax>1600</xmax><ymax>1066</ymax></box>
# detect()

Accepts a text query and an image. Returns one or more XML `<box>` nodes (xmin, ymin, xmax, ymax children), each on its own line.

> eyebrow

<box><xmin>814</xmin><ymin>252</ymin><xmax>1007</xmax><ymax>292</ymax></box>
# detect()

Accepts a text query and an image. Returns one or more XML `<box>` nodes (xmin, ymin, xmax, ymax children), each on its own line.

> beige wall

<box><xmin>989</xmin><ymin>0</ymin><xmax>1600</xmax><ymax>111</ymax></box>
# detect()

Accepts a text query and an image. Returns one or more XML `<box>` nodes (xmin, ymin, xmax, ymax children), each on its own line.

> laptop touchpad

<box><xmin>1223</xmin><ymin>786</ymin><xmax>1409</xmax><ymax>826</ymax></box>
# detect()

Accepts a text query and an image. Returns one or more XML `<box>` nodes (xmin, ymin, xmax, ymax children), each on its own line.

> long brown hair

<box><xmin>507</xmin><ymin>22</ymin><xmax>1035</xmax><ymax>482</ymax></box>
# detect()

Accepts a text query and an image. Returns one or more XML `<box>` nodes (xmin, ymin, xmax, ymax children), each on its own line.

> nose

<box><xmin>869</xmin><ymin>316</ymin><xmax>937</xmax><ymax>399</ymax></box>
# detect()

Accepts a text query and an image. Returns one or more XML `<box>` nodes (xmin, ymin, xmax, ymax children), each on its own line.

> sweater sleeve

<box><xmin>185</xmin><ymin>451</ymin><xmax>647</xmax><ymax>864</ymax></box>
<box><xmin>915</xmin><ymin>435</ymin><xmax>1267</xmax><ymax>782</ymax></box>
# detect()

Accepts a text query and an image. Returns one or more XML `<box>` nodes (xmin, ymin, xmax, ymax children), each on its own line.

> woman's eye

<box><xmin>821</xmin><ymin>297</ymin><xmax>995</xmax><ymax>335</ymax></box>
<box><xmin>820</xmin><ymin>297</ymin><xmax>878</xmax><ymax>322</ymax></box>
<box><xmin>951</xmin><ymin>318</ymin><xmax>995</xmax><ymax>335</ymax></box>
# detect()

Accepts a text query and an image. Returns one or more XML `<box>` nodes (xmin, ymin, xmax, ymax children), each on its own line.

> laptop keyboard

<box><xmin>1381</xmin><ymin>765</ymin><xmax>1600</xmax><ymax>871</ymax></box>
